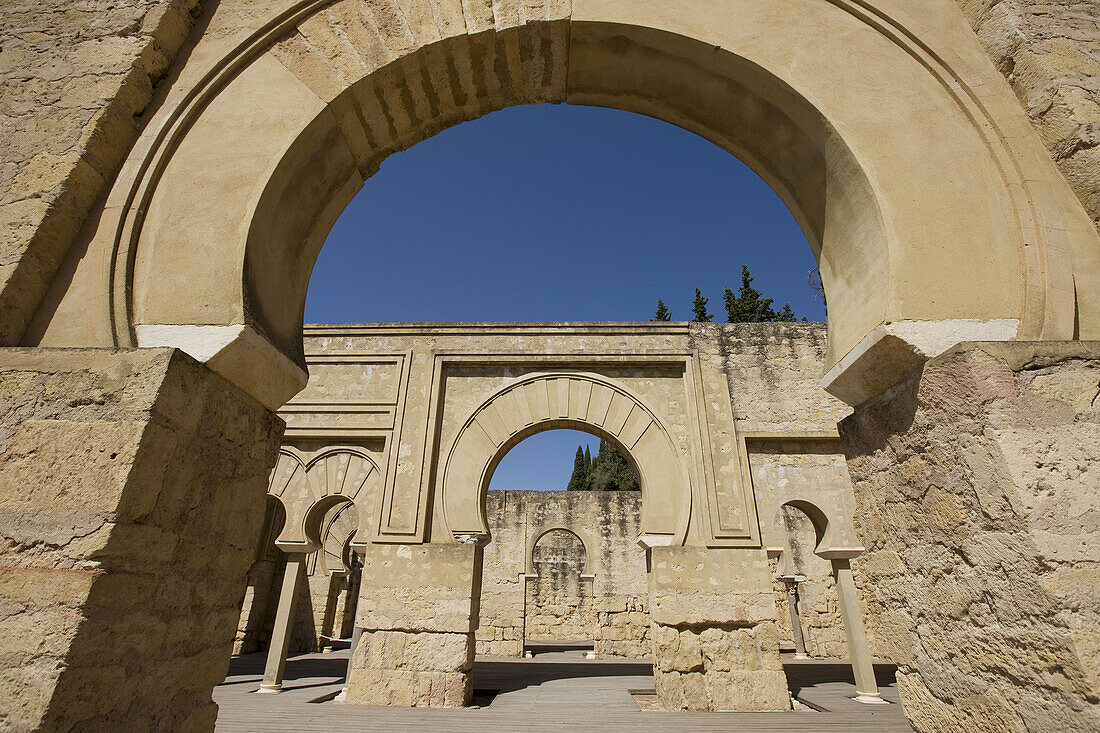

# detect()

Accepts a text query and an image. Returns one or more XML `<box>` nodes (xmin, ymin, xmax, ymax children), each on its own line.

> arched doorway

<box><xmin>5</xmin><ymin>2</ymin><xmax>1098</xmax><ymax>731</ymax></box>
<box><xmin>29</xmin><ymin>3</ymin><xmax>1096</xmax><ymax>409</ymax></box>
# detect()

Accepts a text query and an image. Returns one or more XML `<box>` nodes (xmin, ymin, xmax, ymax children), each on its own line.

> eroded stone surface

<box><xmin>0</xmin><ymin>0</ymin><xmax>202</xmax><ymax>343</ymax></box>
<box><xmin>0</xmin><ymin>347</ymin><xmax>283</xmax><ymax>732</ymax></box>
<box><xmin>841</xmin><ymin>342</ymin><xmax>1100</xmax><ymax>732</ymax></box>
<box><xmin>955</xmin><ymin>0</ymin><xmax>1100</xmax><ymax>229</ymax></box>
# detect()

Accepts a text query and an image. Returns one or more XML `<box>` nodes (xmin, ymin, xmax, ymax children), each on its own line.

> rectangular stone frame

<box><xmin>364</xmin><ymin>350</ymin><xmax>762</xmax><ymax>547</ymax></box>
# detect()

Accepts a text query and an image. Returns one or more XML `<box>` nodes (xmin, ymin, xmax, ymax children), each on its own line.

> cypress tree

<box><xmin>775</xmin><ymin>303</ymin><xmax>797</xmax><ymax>322</ymax></box>
<box><xmin>587</xmin><ymin>439</ymin><xmax>640</xmax><ymax>491</ymax></box>
<box><xmin>653</xmin><ymin>299</ymin><xmax>672</xmax><ymax>321</ymax></box>
<box><xmin>583</xmin><ymin>445</ymin><xmax>592</xmax><ymax>489</ymax></box>
<box><xmin>691</xmin><ymin>288</ymin><xmax>713</xmax><ymax>322</ymax></box>
<box><xmin>566</xmin><ymin>446</ymin><xmax>588</xmax><ymax>491</ymax></box>
<box><xmin>726</xmin><ymin>264</ymin><xmax>776</xmax><ymax>322</ymax></box>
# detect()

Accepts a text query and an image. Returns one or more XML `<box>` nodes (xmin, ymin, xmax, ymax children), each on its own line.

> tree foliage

<box><xmin>566</xmin><ymin>446</ymin><xmax>589</xmax><ymax>491</ymax></box>
<box><xmin>652</xmin><ymin>298</ymin><xmax>672</xmax><ymax>321</ymax></box>
<box><xmin>723</xmin><ymin>265</ymin><xmax>798</xmax><ymax>323</ymax></box>
<box><xmin>691</xmin><ymin>288</ymin><xmax>713</xmax><ymax>322</ymax></box>
<box><xmin>566</xmin><ymin>439</ymin><xmax>639</xmax><ymax>491</ymax></box>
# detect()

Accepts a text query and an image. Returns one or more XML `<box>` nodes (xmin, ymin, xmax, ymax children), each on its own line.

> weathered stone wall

<box><xmin>477</xmin><ymin>490</ymin><xmax>649</xmax><ymax>658</ymax></box>
<box><xmin>0</xmin><ymin>0</ymin><xmax>202</xmax><ymax>342</ymax></box>
<box><xmin>347</xmin><ymin>542</ymin><xmax>480</xmax><ymax>707</ymax></box>
<box><xmin>841</xmin><ymin>343</ymin><xmax>1100</xmax><ymax>733</ymax></box>
<box><xmin>955</xmin><ymin>0</ymin><xmax>1100</xmax><ymax>228</ymax></box>
<box><xmin>769</xmin><ymin>508</ymin><xmax>849</xmax><ymax>659</ymax></box>
<box><xmin>0</xmin><ymin>347</ymin><xmax>283</xmax><ymax>731</ymax></box>
<box><xmin>649</xmin><ymin>546</ymin><xmax>790</xmax><ymax>712</ymax></box>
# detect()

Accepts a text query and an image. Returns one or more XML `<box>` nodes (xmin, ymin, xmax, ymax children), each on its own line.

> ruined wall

<box><xmin>769</xmin><ymin>508</ymin><xmax>849</xmax><ymax>659</ymax></box>
<box><xmin>0</xmin><ymin>0</ymin><xmax>202</xmax><ymax>342</ymax></box>
<box><xmin>955</xmin><ymin>0</ymin><xmax>1100</xmax><ymax>228</ymax></box>
<box><xmin>477</xmin><ymin>490</ymin><xmax>649</xmax><ymax>658</ymax></box>
<box><xmin>841</xmin><ymin>343</ymin><xmax>1100</xmax><ymax>733</ymax></box>
<box><xmin>0</xmin><ymin>347</ymin><xmax>283</xmax><ymax>731</ymax></box>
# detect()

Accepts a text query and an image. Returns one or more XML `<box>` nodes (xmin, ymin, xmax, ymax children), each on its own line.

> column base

<box><xmin>854</xmin><ymin>692</ymin><xmax>890</xmax><ymax>704</ymax></box>
<box><xmin>255</xmin><ymin>684</ymin><xmax>283</xmax><ymax>694</ymax></box>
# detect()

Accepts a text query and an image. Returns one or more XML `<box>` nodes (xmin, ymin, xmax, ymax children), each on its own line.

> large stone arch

<box><xmin>29</xmin><ymin>0</ymin><xmax>1100</xmax><ymax>408</ymax></box>
<box><xmin>439</xmin><ymin>372</ymin><xmax>690</xmax><ymax>545</ymax></box>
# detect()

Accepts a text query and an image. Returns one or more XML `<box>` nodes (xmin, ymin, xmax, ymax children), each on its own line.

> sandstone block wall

<box><xmin>0</xmin><ymin>0</ymin><xmax>201</xmax><ymax>342</ymax></box>
<box><xmin>955</xmin><ymin>0</ymin><xmax>1100</xmax><ymax>228</ymax></box>
<box><xmin>346</xmin><ymin>542</ymin><xmax>481</xmax><ymax>707</ymax></box>
<box><xmin>649</xmin><ymin>546</ymin><xmax>790</xmax><ymax>712</ymax></box>
<box><xmin>478</xmin><ymin>490</ymin><xmax>650</xmax><ymax>658</ymax></box>
<box><xmin>841</xmin><ymin>343</ymin><xmax>1100</xmax><ymax>732</ymax></box>
<box><xmin>0</xmin><ymin>347</ymin><xmax>283</xmax><ymax>731</ymax></box>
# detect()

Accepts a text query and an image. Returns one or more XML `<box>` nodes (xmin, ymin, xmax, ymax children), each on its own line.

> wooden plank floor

<box><xmin>214</xmin><ymin>649</ymin><xmax>913</xmax><ymax>732</ymax></box>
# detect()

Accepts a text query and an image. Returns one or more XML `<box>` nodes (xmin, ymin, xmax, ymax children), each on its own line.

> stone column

<box><xmin>840</xmin><ymin>342</ymin><xmax>1100</xmax><ymax>732</ymax></box>
<box><xmin>649</xmin><ymin>546</ymin><xmax>790</xmax><ymax>711</ymax></box>
<box><xmin>779</xmin><ymin>575</ymin><xmax>809</xmax><ymax>659</ymax></box>
<box><xmin>0</xmin><ymin>347</ymin><xmax>284</xmax><ymax>732</ymax></box>
<box><xmin>257</xmin><ymin>552</ymin><xmax>306</xmax><ymax>693</ymax></box>
<box><xmin>344</xmin><ymin>541</ymin><xmax>483</xmax><ymax>707</ymax></box>
<box><xmin>829</xmin><ymin>558</ymin><xmax>883</xmax><ymax>703</ymax></box>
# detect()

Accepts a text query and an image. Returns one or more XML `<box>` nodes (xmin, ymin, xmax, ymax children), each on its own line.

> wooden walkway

<box><xmin>214</xmin><ymin>649</ymin><xmax>913</xmax><ymax>732</ymax></box>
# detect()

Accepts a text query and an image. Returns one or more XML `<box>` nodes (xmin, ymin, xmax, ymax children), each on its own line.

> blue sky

<box><xmin>306</xmin><ymin>103</ymin><xmax>821</xmax><ymax>489</ymax></box>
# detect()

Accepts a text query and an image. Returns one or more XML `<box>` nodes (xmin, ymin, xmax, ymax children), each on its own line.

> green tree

<box><xmin>725</xmin><ymin>264</ymin><xmax>777</xmax><ymax>322</ymax></box>
<box><xmin>566</xmin><ymin>445</ymin><xmax>588</xmax><ymax>491</ymax></box>
<box><xmin>691</xmin><ymin>288</ymin><xmax>713</xmax><ymax>322</ymax></box>
<box><xmin>775</xmin><ymin>303</ymin><xmax>797</xmax><ymax>322</ymax></box>
<box><xmin>652</xmin><ymin>298</ymin><xmax>672</xmax><ymax>321</ymax></box>
<box><xmin>587</xmin><ymin>439</ymin><xmax>640</xmax><ymax>491</ymax></box>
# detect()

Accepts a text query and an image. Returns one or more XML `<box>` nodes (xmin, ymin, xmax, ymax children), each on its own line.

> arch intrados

<box><xmin>302</xmin><ymin>494</ymin><xmax>354</xmax><ymax>548</ymax></box>
<box><xmin>485</xmin><ymin>422</ymin><xmax>643</xmax><ymax>498</ymax></box>
<box><xmin>270</xmin><ymin>446</ymin><xmax>378</xmax><ymax>549</ymax></box>
<box><xmin>240</xmin><ymin>24</ymin><xmax>863</xmax><ymax>366</ymax></box>
<box><xmin>475</xmin><ymin>420</ymin><xmax>647</xmax><ymax>544</ymax></box>
<box><xmin>439</xmin><ymin>372</ymin><xmax>690</xmax><ymax>544</ymax></box>
<box><xmin>778</xmin><ymin>499</ymin><xmax>832</xmax><ymax>555</ymax></box>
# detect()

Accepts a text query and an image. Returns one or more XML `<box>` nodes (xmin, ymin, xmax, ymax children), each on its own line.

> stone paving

<box><xmin>214</xmin><ymin>649</ymin><xmax>913</xmax><ymax>731</ymax></box>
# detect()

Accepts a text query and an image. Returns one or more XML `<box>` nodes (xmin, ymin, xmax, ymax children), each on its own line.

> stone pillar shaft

<box><xmin>785</xmin><ymin>581</ymin><xmax>808</xmax><ymax>659</ymax></box>
<box><xmin>258</xmin><ymin>552</ymin><xmax>306</xmax><ymax>692</ymax></box>
<box><xmin>0</xmin><ymin>348</ymin><xmax>283</xmax><ymax>732</ymax></box>
<box><xmin>832</xmin><ymin>559</ymin><xmax>883</xmax><ymax>702</ymax></box>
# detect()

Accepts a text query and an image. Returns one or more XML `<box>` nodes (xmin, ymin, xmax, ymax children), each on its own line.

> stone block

<box><xmin>842</xmin><ymin>343</ymin><xmax>1100</xmax><ymax>732</ymax></box>
<box><xmin>357</xmin><ymin>542</ymin><xmax>482</xmax><ymax>634</ymax></box>
<box><xmin>0</xmin><ymin>347</ymin><xmax>283</xmax><ymax>732</ymax></box>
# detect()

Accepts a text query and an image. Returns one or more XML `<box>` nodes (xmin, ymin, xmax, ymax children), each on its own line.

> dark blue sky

<box><xmin>306</xmin><ymin>103</ymin><xmax>821</xmax><ymax>489</ymax></box>
<box><xmin>306</xmin><ymin>103</ymin><xmax>821</xmax><ymax>325</ymax></box>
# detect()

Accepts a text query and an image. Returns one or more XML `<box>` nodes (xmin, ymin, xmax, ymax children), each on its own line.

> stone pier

<box><xmin>649</xmin><ymin>547</ymin><xmax>790</xmax><ymax>712</ymax></box>
<box><xmin>0</xmin><ymin>348</ymin><xmax>282</xmax><ymax>731</ymax></box>
<box><xmin>344</xmin><ymin>543</ymin><xmax>483</xmax><ymax>707</ymax></box>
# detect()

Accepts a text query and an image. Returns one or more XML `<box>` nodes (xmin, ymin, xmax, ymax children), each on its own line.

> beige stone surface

<box><xmin>0</xmin><ymin>0</ymin><xmax>202</xmax><ymax>345</ymax></box>
<box><xmin>841</xmin><ymin>342</ymin><xmax>1100</xmax><ymax>732</ymax></box>
<box><xmin>346</xmin><ymin>542</ymin><xmax>481</xmax><ymax>707</ymax></box>
<box><xmin>254</xmin><ymin>323</ymin><xmax>861</xmax><ymax>712</ymax></box>
<box><xmin>649</xmin><ymin>546</ymin><xmax>790</xmax><ymax>712</ymax></box>
<box><xmin>0</xmin><ymin>347</ymin><xmax>283</xmax><ymax>732</ymax></box>
<box><xmin>955</xmin><ymin>0</ymin><xmax>1100</xmax><ymax>230</ymax></box>
<box><xmin>1</xmin><ymin>0</ymin><xmax>1092</xmax><ymax>411</ymax></box>
<box><xmin>477</xmin><ymin>490</ymin><xmax>651</xmax><ymax>658</ymax></box>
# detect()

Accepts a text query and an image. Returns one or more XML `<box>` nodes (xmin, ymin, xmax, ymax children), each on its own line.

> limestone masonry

<box><xmin>2</xmin><ymin>1</ymin><xmax>1099</xmax><ymax>731</ymax></box>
